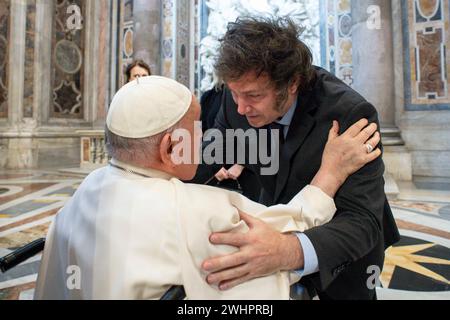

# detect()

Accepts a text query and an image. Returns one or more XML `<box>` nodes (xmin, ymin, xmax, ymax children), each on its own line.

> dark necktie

<box><xmin>269</xmin><ymin>122</ymin><xmax>285</xmax><ymax>147</ymax></box>
<box><xmin>266</xmin><ymin>123</ymin><xmax>285</xmax><ymax>182</ymax></box>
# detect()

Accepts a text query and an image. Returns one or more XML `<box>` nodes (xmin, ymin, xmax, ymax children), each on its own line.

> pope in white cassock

<box><xmin>34</xmin><ymin>76</ymin><xmax>380</xmax><ymax>300</ymax></box>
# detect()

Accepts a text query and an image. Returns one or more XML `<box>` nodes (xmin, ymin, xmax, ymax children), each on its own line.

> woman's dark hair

<box><xmin>125</xmin><ymin>59</ymin><xmax>152</xmax><ymax>82</ymax></box>
<box><xmin>215</xmin><ymin>16</ymin><xmax>315</xmax><ymax>108</ymax></box>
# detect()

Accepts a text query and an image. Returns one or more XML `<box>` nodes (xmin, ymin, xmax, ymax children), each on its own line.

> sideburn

<box><xmin>274</xmin><ymin>87</ymin><xmax>290</xmax><ymax>113</ymax></box>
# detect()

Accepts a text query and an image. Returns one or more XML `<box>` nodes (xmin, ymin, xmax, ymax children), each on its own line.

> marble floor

<box><xmin>0</xmin><ymin>169</ymin><xmax>449</xmax><ymax>300</ymax></box>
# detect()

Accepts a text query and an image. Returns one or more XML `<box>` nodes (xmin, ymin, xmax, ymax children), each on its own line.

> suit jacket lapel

<box><xmin>273</xmin><ymin>92</ymin><xmax>317</xmax><ymax>203</ymax></box>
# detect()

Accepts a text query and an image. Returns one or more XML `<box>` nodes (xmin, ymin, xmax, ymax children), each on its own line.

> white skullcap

<box><xmin>106</xmin><ymin>76</ymin><xmax>192</xmax><ymax>138</ymax></box>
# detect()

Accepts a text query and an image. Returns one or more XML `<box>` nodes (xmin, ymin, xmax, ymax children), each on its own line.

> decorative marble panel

<box><xmin>24</xmin><ymin>0</ymin><xmax>36</xmax><ymax>119</ymax></box>
<box><xmin>197</xmin><ymin>0</ymin><xmax>208</xmax><ymax>95</ymax></box>
<box><xmin>193</xmin><ymin>0</ymin><xmax>201</xmax><ymax>96</ymax></box>
<box><xmin>0</xmin><ymin>1</ymin><xmax>9</xmax><ymax>119</ymax></box>
<box><xmin>162</xmin><ymin>0</ymin><xmax>174</xmax><ymax>78</ymax></box>
<box><xmin>176</xmin><ymin>0</ymin><xmax>190</xmax><ymax>87</ymax></box>
<box><xmin>161</xmin><ymin>0</ymin><xmax>199</xmax><ymax>90</ymax></box>
<box><xmin>118</xmin><ymin>0</ymin><xmax>134</xmax><ymax>86</ymax></box>
<box><xmin>320</xmin><ymin>0</ymin><xmax>353</xmax><ymax>86</ymax></box>
<box><xmin>402</xmin><ymin>0</ymin><xmax>450</xmax><ymax>111</ymax></box>
<box><xmin>50</xmin><ymin>0</ymin><xmax>85</xmax><ymax>119</ymax></box>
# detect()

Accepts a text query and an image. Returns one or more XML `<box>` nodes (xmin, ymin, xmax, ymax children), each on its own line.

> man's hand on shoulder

<box><xmin>201</xmin><ymin>209</ymin><xmax>304</xmax><ymax>290</ymax></box>
<box><xmin>312</xmin><ymin>118</ymin><xmax>382</xmax><ymax>197</ymax></box>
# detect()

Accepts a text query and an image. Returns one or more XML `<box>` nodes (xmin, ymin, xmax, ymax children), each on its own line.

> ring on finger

<box><xmin>365</xmin><ymin>143</ymin><xmax>374</xmax><ymax>154</ymax></box>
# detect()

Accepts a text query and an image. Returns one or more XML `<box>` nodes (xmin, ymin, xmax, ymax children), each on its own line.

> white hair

<box><xmin>105</xmin><ymin>120</ymin><xmax>184</xmax><ymax>165</ymax></box>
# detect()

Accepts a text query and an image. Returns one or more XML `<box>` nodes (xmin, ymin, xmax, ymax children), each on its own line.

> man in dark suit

<box><xmin>192</xmin><ymin>17</ymin><xmax>400</xmax><ymax>300</ymax></box>
<box><xmin>200</xmin><ymin>84</ymin><xmax>262</xmax><ymax>201</ymax></box>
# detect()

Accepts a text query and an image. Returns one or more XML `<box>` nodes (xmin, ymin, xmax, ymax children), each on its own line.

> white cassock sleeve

<box><xmin>173</xmin><ymin>180</ymin><xmax>336</xmax><ymax>300</ymax></box>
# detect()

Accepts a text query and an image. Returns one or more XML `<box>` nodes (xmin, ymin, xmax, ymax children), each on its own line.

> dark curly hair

<box><xmin>215</xmin><ymin>16</ymin><xmax>315</xmax><ymax>109</ymax></box>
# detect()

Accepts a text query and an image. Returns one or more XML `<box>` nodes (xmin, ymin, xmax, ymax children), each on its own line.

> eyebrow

<box><xmin>228</xmin><ymin>81</ymin><xmax>271</xmax><ymax>95</ymax></box>
<box><xmin>231</xmin><ymin>89</ymin><xmax>262</xmax><ymax>95</ymax></box>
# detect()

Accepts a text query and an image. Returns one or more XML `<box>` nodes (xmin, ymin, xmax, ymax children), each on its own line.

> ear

<box><xmin>289</xmin><ymin>76</ymin><xmax>300</xmax><ymax>94</ymax></box>
<box><xmin>159</xmin><ymin>133</ymin><xmax>174</xmax><ymax>167</ymax></box>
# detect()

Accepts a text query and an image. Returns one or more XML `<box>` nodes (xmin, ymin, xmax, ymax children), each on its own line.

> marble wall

<box><xmin>23</xmin><ymin>0</ymin><xmax>36</xmax><ymax>119</ymax></box>
<box><xmin>393</xmin><ymin>0</ymin><xmax>450</xmax><ymax>179</ymax></box>
<box><xmin>51</xmin><ymin>0</ymin><xmax>85</xmax><ymax>119</ymax></box>
<box><xmin>320</xmin><ymin>0</ymin><xmax>354</xmax><ymax>86</ymax></box>
<box><xmin>319</xmin><ymin>0</ymin><xmax>449</xmax><ymax>179</ymax></box>
<box><xmin>0</xmin><ymin>0</ymin><xmax>200</xmax><ymax>170</ymax></box>
<box><xmin>117</xmin><ymin>0</ymin><xmax>135</xmax><ymax>87</ymax></box>
<box><xmin>0</xmin><ymin>0</ymin><xmax>114</xmax><ymax>169</ymax></box>
<box><xmin>175</xmin><ymin>0</ymin><xmax>191</xmax><ymax>87</ymax></box>
<box><xmin>161</xmin><ymin>0</ymin><xmax>198</xmax><ymax>91</ymax></box>
<box><xmin>161</xmin><ymin>0</ymin><xmax>175</xmax><ymax>78</ymax></box>
<box><xmin>0</xmin><ymin>1</ymin><xmax>9</xmax><ymax>119</ymax></box>
<box><xmin>133</xmin><ymin>0</ymin><xmax>161</xmax><ymax>75</ymax></box>
<box><xmin>402</xmin><ymin>0</ymin><xmax>449</xmax><ymax>111</ymax></box>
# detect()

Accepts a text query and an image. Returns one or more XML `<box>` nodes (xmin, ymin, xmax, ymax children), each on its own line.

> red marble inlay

<box><xmin>396</xmin><ymin>219</ymin><xmax>450</xmax><ymax>240</ymax></box>
<box><xmin>417</xmin><ymin>0</ymin><xmax>439</xmax><ymax>18</ymax></box>
<box><xmin>82</xmin><ymin>138</ymin><xmax>90</xmax><ymax>162</ymax></box>
<box><xmin>0</xmin><ymin>282</ymin><xmax>35</xmax><ymax>300</ymax></box>
<box><xmin>417</xmin><ymin>28</ymin><xmax>445</xmax><ymax>98</ymax></box>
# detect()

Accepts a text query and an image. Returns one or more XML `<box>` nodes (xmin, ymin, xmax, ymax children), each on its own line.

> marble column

<box><xmin>352</xmin><ymin>0</ymin><xmax>403</xmax><ymax>146</ymax></box>
<box><xmin>4</xmin><ymin>0</ymin><xmax>36</xmax><ymax>169</ymax></box>
<box><xmin>133</xmin><ymin>0</ymin><xmax>161</xmax><ymax>75</ymax></box>
<box><xmin>8</xmin><ymin>0</ymin><xmax>26</xmax><ymax>127</ymax></box>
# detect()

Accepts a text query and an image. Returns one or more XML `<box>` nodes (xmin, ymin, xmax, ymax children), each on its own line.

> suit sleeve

<box><xmin>303</xmin><ymin>101</ymin><xmax>386</xmax><ymax>291</ymax></box>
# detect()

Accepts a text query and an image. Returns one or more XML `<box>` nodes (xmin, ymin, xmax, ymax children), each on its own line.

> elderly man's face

<box><xmin>173</xmin><ymin>95</ymin><xmax>202</xmax><ymax>180</ymax></box>
<box><xmin>129</xmin><ymin>65</ymin><xmax>150</xmax><ymax>82</ymax></box>
<box><xmin>227</xmin><ymin>72</ymin><xmax>298</xmax><ymax>128</ymax></box>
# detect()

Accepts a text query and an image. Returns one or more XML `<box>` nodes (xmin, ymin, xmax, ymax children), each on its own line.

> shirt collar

<box><xmin>110</xmin><ymin>158</ymin><xmax>174</xmax><ymax>180</ymax></box>
<box><xmin>276</xmin><ymin>97</ymin><xmax>298</xmax><ymax>127</ymax></box>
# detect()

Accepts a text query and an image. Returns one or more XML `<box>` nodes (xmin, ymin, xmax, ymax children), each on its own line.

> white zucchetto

<box><xmin>106</xmin><ymin>76</ymin><xmax>192</xmax><ymax>138</ymax></box>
